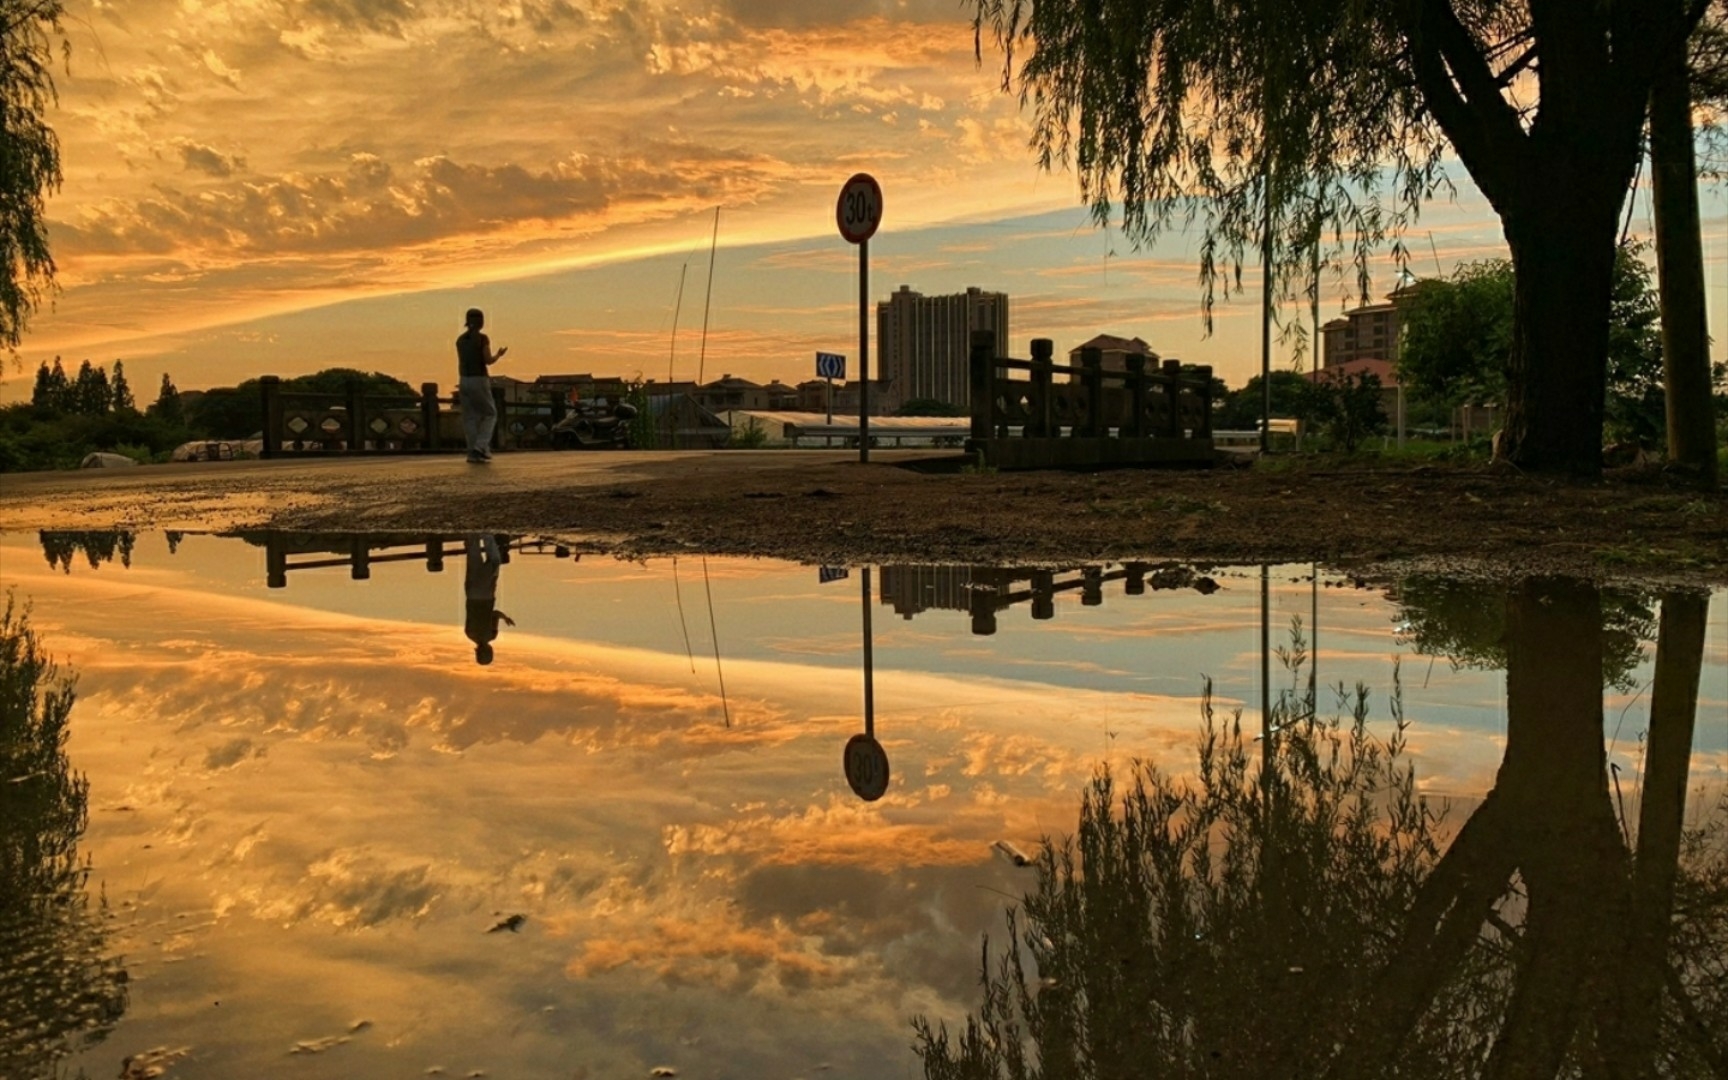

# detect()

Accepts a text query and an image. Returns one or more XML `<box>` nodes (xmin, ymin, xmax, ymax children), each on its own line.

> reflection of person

<box><xmin>463</xmin><ymin>534</ymin><xmax>514</xmax><ymax>665</ymax></box>
<box><xmin>456</xmin><ymin>307</ymin><xmax>508</xmax><ymax>464</ymax></box>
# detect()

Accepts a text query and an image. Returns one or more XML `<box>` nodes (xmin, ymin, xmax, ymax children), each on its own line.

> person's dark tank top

<box><xmin>456</xmin><ymin>329</ymin><xmax>489</xmax><ymax>377</ymax></box>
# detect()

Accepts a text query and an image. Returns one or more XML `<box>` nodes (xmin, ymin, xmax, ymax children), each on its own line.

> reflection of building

<box><xmin>248</xmin><ymin>533</ymin><xmax>580</xmax><ymax>588</ymax></box>
<box><xmin>877</xmin><ymin>285</ymin><xmax>1010</xmax><ymax>411</ymax></box>
<box><xmin>880</xmin><ymin>565</ymin><xmax>978</xmax><ymax>618</ymax></box>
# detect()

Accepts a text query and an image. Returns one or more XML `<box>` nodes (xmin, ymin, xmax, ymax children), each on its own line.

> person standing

<box><xmin>456</xmin><ymin>307</ymin><xmax>508</xmax><ymax>463</ymax></box>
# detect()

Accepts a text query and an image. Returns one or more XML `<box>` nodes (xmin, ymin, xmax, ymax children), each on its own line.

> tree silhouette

<box><xmin>969</xmin><ymin>0</ymin><xmax>1710</xmax><ymax>475</ymax></box>
<box><xmin>0</xmin><ymin>0</ymin><xmax>68</xmax><ymax>349</ymax></box>
<box><xmin>0</xmin><ymin>595</ymin><xmax>128</xmax><ymax>1076</ymax></box>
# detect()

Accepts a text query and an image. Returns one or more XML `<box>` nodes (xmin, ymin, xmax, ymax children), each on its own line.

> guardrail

<box><xmin>967</xmin><ymin>331</ymin><xmax>1215</xmax><ymax>469</ymax></box>
<box><xmin>258</xmin><ymin>378</ymin><xmax>565</xmax><ymax>457</ymax></box>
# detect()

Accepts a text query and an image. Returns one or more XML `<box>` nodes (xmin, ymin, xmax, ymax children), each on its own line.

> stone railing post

<box><xmin>1125</xmin><ymin>353</ymin><xmax>1149</xmax><ymax>437</ymax></box>
<box><xmin>420</xmin><ymin>383</ymin><xmax>440</xmax><ymax>451</ymax></box>
<box><xmin>260</xmin><ymin>376</ymin><xmax>283</xmax><ymax>458</ymax></box>
<box><xmin>1031</xmin><ymin>569</ymin><xmax>1055</xmax><ymax>620</ymax></box>
<box><xmin>969</xmin><ymin>330</ymin><xmax>997</xmax><ymax>444</ymax></box>
<box><xmin>1079</xmin><ymin>347</ymin><xmax>1104</xmax><ymax>437</ymax></box>
<box><xmin>491</xmin><ymin>386</ymin><xmax>508</xmax><ymax>452</ymax></box>
<box><xmin>1160</xmin><ymin>359</ymin><xmax>1183</xmax><ymax>438</ymax></box>
<box><xmin>1082</xmin><ymin>567</ymin><xmax>1104</xmax><ymax>606</ymax></box>
<box><xmin>349</xmin><ymin>537</ymin><xmax>372</xmax><ymax>581</ymax></box>
<box><xmin>345</xmin><ymin>379</ymin><xmax>365</xmax><ymax>452</ymax></box>
<box><xmin>1193</xmin><ymin>365</ymin><xmax>1215</xmax><ymax>437</ymax></box>
<box><xmin>266</xmin><ymin>538</ymin><xmax>287</xmax><ymax>589</ymax></box>
<box><xmin>1029</xmin><ymin>338</ymin><xmax>1054</xmax><ymax>437</ymax></box>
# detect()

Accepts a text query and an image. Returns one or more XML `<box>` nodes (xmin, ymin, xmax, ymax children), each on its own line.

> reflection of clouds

<box><xmin>665</xmin><ymin>797</ymin><xmax>982</xmax><ymax>871</ymax></box>
<box><xmin>202</xmin><ymin>735</ymin><xmax>265</xmax><ymax>771</ymax></box>
<box><xmin>246</xmin><ymin>850</ymin><xmax>443</xmax><ymax>929</ymax></box>
<box><xmin>18</xmin><ymin>549</ymin><xmax>1688</xmax><ymax>1075</ymax></box>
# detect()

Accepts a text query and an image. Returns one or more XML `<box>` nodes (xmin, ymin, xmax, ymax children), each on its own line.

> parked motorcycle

<box><xmin>550</xmin><ymin>399</ymin><xmax>637</xmax><ymax>450</ymax></box>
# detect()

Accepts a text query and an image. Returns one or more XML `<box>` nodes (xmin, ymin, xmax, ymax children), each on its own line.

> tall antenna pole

<box><xmin>666</xmin><ymin>262</ymin><xmax>688</xmax><ymax>447</ymax></box>
<box><xmin>1260</xmin><ymin>162</ymin><xmax>1273</xmax><ymax>454</ymax></box>
<box><xmin>696</xmin><ymin>207</ymin><xmax>720</xmax><ymax>387</ymax></box>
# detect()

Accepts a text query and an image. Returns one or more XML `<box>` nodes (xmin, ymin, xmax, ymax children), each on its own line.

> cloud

<box><xmin>177</xmin><ymin>139</ymin><xmax>247</xmax><ymax>177</ymax></box>
<box><xmin>60</xmin><ymin>152</ymin><xmax>616</xmax><ymax>257</ymax></box>
<box><xmin>297</xmin><ymin>0</ymin><xmax>419</xmax><ymax>34</ymax></box>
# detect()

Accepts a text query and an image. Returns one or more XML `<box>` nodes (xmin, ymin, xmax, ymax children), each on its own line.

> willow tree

<box><xmin>0</xmin><ymin>0</ymin><xmax>66</xmax><ymax>350</ymax></box>
<box><xmin>974</xmin><ymin>0</ymin><xmax>1709</xmax><ymax>476</ymax></box>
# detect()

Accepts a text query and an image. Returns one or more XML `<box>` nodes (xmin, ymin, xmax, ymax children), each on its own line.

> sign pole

<box><xmin>859</xmin><ymin>238</ymin><xmax>870</xmax><ymax>463</ymax></box>
<box><xmin>836</xmin><ymin>172</ymin><xmax>880</xmax><ymax>464</ymax></box>
<box><xmin>861</xmin><ymin>565</ymin><xmax>874</xmax><ymax>738</ymax></box>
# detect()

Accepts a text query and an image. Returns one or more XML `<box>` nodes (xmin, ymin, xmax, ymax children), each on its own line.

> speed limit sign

<box><xmin>836</xmin><ymin>173</ymin><xmax>882</xmax><ymax>244</ymax></box>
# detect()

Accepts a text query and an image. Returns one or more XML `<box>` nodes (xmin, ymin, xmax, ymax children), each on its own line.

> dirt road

<box><xmin>2</xmin><ymin>449</ymin><xmax>1724</xmax><ymax>585</ymax></box>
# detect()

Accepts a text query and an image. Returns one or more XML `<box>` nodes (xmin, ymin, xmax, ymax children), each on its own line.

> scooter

<box><xmin>550</xmin><ymin>398</ymin><xmax>637</xmax><ymax>450</ymax></box>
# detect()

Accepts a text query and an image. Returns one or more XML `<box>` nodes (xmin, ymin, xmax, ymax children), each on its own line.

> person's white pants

<box><xmin>459</xmin><ymin>376</ymin><xmax>497</xmax><ymax>455</ymax></box>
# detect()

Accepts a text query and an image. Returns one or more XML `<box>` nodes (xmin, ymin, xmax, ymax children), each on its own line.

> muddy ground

<box><xmin>2</xmin><ymin>449</ymin><xmax>1724</xmax><ymax>586</ymax></box>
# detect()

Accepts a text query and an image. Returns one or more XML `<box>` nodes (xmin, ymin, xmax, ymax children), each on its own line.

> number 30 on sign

<box><xmin>836</xmin><ymin>173</ymin><xmax>882</xmax><ymax>245</ymax></box>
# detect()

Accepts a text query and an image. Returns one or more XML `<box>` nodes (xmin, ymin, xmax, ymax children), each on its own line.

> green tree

<box><xmin>147</xmin><ymin>372</ymin><xmax>183</xmax><ymax>427</ymax></box>
<box><xmin>970</xmin><ymin>0</ymin><xmax>1708</xmax><ymax>477</ymax></box>
<box><xmin>1605</xmin><ymin>246</ymin><xmax>1667</xmax><ymax>446</ymax></box>
<box><xmin>1395</xmin><ymin>261</ymin><xmax>1514</xmax><ymax>412</ymax></box>
<box><xmin>1218</xmin><ymin>369</ymin><xmax>1313</xmax><ymax>431</ymax></box>
<box><xmin>110</xmin><ymin>360</ymin><xmax>134</xmax><ymax>413</ymax></box>
<box><xmin>28</xmin><ymin>359</ymin><xmax>51</xmax><ymax>408</ymax></box>
<box><xmin>1307</xmin><ymin>369</ymin><xmax>1388</xmax><ymax>452</ymax></box>
<box><xmin>44</xmin><ymin>355</ymin><xmax>68</xmax><ymax>411</ymax></box>
<box><xmin>71</xmin><ymin>359</ymin><xmax>110</xmax><ymax>416</ymax></box>
<box><xmin>0</xmin><ymin>0</ymin><xmax>67</xmax><ymax>350</ymax></box>
<box><xmin>1398</xmin><ymin>247</ymin><xmax>1708</xmax><ymax>449</ymax></box>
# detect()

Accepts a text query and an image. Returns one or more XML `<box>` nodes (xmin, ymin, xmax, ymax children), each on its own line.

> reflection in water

<box><xmin>39</xmin><ymin>530</ymin><xmax>135</xmax><ymax>573</ymax></box>
<box><xmin>0</xmin><ymin>599</ymin><xmax>128</xmax><ymax>1076</ymax></box>
<box><xmin>882</xmin><ymin>563</ymin><xmax>1218</xmax><ymax>636</ymax></box>
<box><xmin>916</xmin><ymin>580</ymin><xmax>1726</xmax><ymax>1078</ymax></box>
<box><xmin>463</xmin><ymin>534</ymin><xmax>515</xmax><ymax>666</ymax></box>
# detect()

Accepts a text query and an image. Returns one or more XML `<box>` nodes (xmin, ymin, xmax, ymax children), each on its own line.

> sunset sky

<box><xmin>9</xmin><ymin>0</ymin><xmax>1728</xmax><ymax>401</ymax></box>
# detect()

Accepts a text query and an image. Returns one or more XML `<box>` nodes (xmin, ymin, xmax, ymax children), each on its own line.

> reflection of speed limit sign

<box><xmin>843</xmin><ymin>733</ymin><xmax>890</xmax><ymax>801</ymax></box>
<box><xmin>836</xmin><ymin>173</ymin><xmax>883</xmax><ymax>244</ymax></box>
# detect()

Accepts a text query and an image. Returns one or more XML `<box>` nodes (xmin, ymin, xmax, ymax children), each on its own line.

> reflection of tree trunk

<box><xmin>1612</xmin><ymin>590</ymin><xmax>1709</xmax><ymax>1073</ymax></box>
<box><xmin>1326</xmin><ymin>792</ymin><xmax>1518</xmax><ymax>1080</ymax></box>
<box><xmin>1330</xmin><ymin>580</ymin><xmax>1623</xmax><ymax>1080</ymax></box>
<box><xmin>1484</xmin><ymin>579</ymin><xmax>1624</xmax><ymax>1079</ymax></box>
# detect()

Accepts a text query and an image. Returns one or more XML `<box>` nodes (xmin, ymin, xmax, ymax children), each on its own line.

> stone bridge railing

<box><xmin>967</xmin><ymin>331</ymin><xmax>1215</xmax><ymax>469</ymax></box>
<box><xmin>258</xmin><ymin>377</ymin><xmax>564</xmax><ymax>457</ymax></box>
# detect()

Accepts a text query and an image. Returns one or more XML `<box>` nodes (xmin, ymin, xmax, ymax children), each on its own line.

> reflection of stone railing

<box><xmin>882</xmin><ymin>563</ymin><xmax>1220</xmax><ymax>635</ymax></box>
<box><xmin>250</xmin><ymin>533</ymin><xmax>576</xmax><ymax>588</ymax></box>
<box><xmin>967</xmin><ymin>330</ymin><xmax>1216</xmax><ymax>470</ymax></box>
<box><xmin>258</xmin><ymin>378</ymin><xmax>566</xmax><ymax>457</ymax></box>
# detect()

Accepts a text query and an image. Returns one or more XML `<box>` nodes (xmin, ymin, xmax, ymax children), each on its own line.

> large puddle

<box><xmin>2</xmin><ymin>531</ymin><xmax>1725</xmax><ymax>1078</ymax></box>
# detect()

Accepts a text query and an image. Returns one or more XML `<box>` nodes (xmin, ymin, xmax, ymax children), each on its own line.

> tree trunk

<box><xmin>1500</xmin><ymin>190</ymin><xmax>1621</xmax><ymax>477</ymax></box>
<box><xmin>1649</xmin><ymin>54</ymin><xmax>1721</xmax><ymax>488</ymax></box>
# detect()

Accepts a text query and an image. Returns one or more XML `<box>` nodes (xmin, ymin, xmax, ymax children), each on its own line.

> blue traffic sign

<box><xmin>815</xmin><ymin>352</ymin><xmax>846</xmax><ymax>379</ymax></box>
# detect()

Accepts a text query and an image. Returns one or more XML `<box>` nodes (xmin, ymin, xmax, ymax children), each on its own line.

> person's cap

<box><xmin>465</xmin><ymin>308</ymin><xmax>484</xmax><ymax>325</ymax></box>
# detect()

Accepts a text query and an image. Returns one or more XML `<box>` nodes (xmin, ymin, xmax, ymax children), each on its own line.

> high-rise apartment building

<box><xmin>877</xmin><ymin>285</ymin><xmax>1010</xmax><ymax>410</ymax></box>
